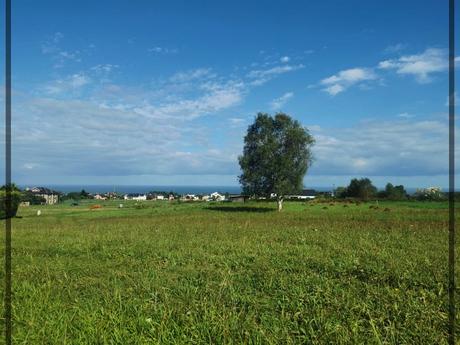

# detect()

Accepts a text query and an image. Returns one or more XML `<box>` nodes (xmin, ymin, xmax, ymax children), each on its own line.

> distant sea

<box><xmin>20</xmin><ymin>184</ymin><xmax>423</xmax><ymax>195</ymax></box>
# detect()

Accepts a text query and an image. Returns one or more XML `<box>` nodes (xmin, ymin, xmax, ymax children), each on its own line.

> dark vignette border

<box><xmin>448</xmin><ymin>0</ymin><xmax>456</xmax><ymax>344</ymax></box>
<box><xmin>0</xmin><ymin>1</ymin><xmax>457</xmax><ymax>344</ymax></box>
<box><xmin>4</xmin><ymin>0</ymin><xmax>11</xmax><ymax>344</ymax></box>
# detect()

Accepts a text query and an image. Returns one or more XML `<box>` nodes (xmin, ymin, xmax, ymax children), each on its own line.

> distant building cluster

<box><xmin>123</xmin><ymin>192</ymin><xmax>249</xmax><ymax>202</ymax></box>
<box><xmin>124</xmin><ymin>193</ymin><xmax>147</xmax><ymax>201</ymax></box>
<box><xmin>21</xmin><ymin>187</ymin><xmax>321</xmax><ymax>205</ymax></box>
<box><xmin>286</xmin><ymin>189</ymin><xmax>317</xmax><ymax>200</ymax></box>
<box><xmin>25</xmin><ymin>187</ymin><xmax>60</xmax><ymax>205</ymax></box>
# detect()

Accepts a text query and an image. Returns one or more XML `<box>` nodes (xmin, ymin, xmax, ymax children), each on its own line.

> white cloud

<box><xmin>23</xmin><ymin>163</ymin><xmax>38</xmax><ymax>170</ymax></box>
<box><xmin>70</xmin><ymin>74</ymin><xmax>90</xmax><ymax>88</ymax></box>
<box><xmin>280</xmin><ymin>56</ymin><xmax>290</xmax><ymax>63</ymax></box>
<box><xmin>84</xmin><ymin>69</ymin><xmax>245</xmax><ymax>121</ymax></box>
<box><xmin>22</xmin><ymin>48</ymin><xmax>457</xmax><ymax>181</ymax></box>
<box><xmin>41</xmin><ymin>32</ymin><xmax>81</xmax><ymax>68</ymax></box>
<box><xmin>247</xmin><ymin>64</ymin><xmax>304</xmax><ymax>85</ymax></box>
<box><xmin>378</xmin><ymin>48</ymin><xmax>447</xmax><ymax>83</ymax></box>
<box><xmin>309</xmin><ymin>119</ymin><xmax>455</xmax><ymax>177</ymax></box>
<box><xmin>11</xmin><ymin>59</ymin><xmax>261</xmax><ymax>179</ymax></box>
<box><xmin>306</xmin><ymin>125</ymin><xmax>321</xmax><ymax>132</ymax></box>
<box><xmin>133</xmin><ymin>82</ymin><xmax>243</xmax><ymax>120</ymax></box>
<box><xmin>148</xmin><ymin>46</ymin><xmax>179</xmax><ymax>54</ymax></box>
<box><xmin>317</xmin><ymin>47</ymin><xmax>450</xmax><ymax>96</ymax></box>
<box><xmin>11</xmin><ymin>82</ymin><xmax>460</xmax><ymax>182</ymax></box>
<box><xmin>320</xmin><ymin>67</ymin><xmax>377</xmax><ymax>95</ymax></box>
<box><xmin>45</xmin><ymin>73</ymin><xmax>91</xmax><ymax>94</ymax></box>
<box><xmin>229</xmin><ymin>118</ymin><xmax>245</xmax><ymax>125</ymax></box>
<box><xmin>384</xmin><ymin>43</ymin><xmax>406</xmax><ymax>54</ymax></box>
<box><xmin>270</xmin><ymin>92</ymin><xmax>294</xmax><ymax>110</ymax></box>
<box><xmin>169</xmin><ymin>68</ymin><xmax>214</xmax><ymax>83</ymax></box>
<box><xmin>53</xmin><ymin>32</ymin><xmax>64</xmax><ymax>43</ymax></box>
<box><xmin>397</xmin><ymin>112</ymin><xmax>415</xmax><ymax>119</ymax></box>
<box><xmin>59</xmin><ymin>51</ymin><xmax>79</xmax><ymax>60</ymax></box>
<box><xmin>91</xmin><ymin>64</ymin><xmax>119</xmax><ymax>73</ymax></box>
<box><xmin>41</xmin><ymin>32</ymin><xmax>64</xmax><ymax>54</ymax></box>
<box><xmin>11</xmin><ymin>95</ymin><xmax>242</xmax><ymax>178</ymax></box>
<box><xmin>227</xmin><ymin>117</ymin><xmax>248</xmax><ymax>129</ymax></box>
<box><xmin>323</xmin><ymin>84</ymin><xmax>344</xmax><ymax>96</ymax></box>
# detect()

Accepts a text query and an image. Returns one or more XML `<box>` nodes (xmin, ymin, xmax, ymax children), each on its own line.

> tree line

<box><xmin>238</xmin><ymin>112</ymin><xmax>450</xmax><ymax>210</ymax></box>
<box><xmin>334</xmin><ymin>178</ymin><xmax>447</xmax><ymax>201</ymax></box>
<box><xmin>334</xmin><ymin>178</ymin><xmax>408</xmax><ymax>201</ymax></box>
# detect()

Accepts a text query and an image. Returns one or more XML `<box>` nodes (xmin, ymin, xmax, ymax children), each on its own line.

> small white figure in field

<box><xmin>37</xmin><ymin>210</ymin><xmax>41</xmax><ymax>216</ymax></box>
<box><xmin>119</xmin><ymin>204</ymin><xmax>123</xmax><ymax>208</ymax></box>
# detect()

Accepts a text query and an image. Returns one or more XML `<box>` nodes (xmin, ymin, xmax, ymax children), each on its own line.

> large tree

<box><xmin>238</xmin><ymin>113</ymin><xmax>315</xmax><ymax>211</ymax></box>
<box><xmin>382</xmin><ymin>183</ymin><xmax>407</xmax><ymax>200</ymax></box>
<box><xmin>345</xmin><ymin>178</ymin><xmax>377</xmax><ymax>200</ymax></box>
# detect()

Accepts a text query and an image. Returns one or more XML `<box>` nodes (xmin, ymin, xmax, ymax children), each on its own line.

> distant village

<box><xmin>20</xmin><ymin>187</ymin><xmax>320</xmax><ymax>206</ymax></box>
<box><xmin>16</xmin><ymin>181</ymin><xmax>447</xmax><ymax>208</ymax></box>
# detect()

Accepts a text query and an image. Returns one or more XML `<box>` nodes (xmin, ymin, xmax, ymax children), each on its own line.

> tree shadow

<box><xmin>205</xmin><ymin>206</ymin><xmax>274</xmax><ymax>213</ymax></box>
<box><xmin>0</xmin><ymin>215</ymin><xmax>22</xmax><ymax>220</ymax></box>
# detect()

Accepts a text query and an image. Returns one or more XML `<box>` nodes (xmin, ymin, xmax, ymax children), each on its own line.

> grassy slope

<box><xmin>1</xmin><ymin>200</ymin><xmax>458</xmax><ymax>344</ymax></box>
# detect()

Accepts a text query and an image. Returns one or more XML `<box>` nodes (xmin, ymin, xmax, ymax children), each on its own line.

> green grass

<box><xmin>1</xmin><ymin>199</ymin><xmax>459</xmax><ymax>344</ymax></box>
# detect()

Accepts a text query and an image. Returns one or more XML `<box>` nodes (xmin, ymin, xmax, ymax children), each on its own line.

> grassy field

<box><xmin>1</xmin><ymin>199</ymin><xmax>459</xmax><ymax>344</ymax></box>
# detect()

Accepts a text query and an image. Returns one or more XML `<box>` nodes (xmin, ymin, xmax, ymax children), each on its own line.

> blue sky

<box><xmin>4</xmin><ymin>0</ymin><xmax>458</xmax><ymax>187</ymax></box>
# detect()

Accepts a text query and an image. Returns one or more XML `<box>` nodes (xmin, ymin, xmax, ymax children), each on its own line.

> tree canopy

<box><xmin>379</xmin><ymin>183</ymin><xmax>408</xmax><ymax>200</ymax></box>
<box><xmin>343</xmin><ymin>178</ymin><xmax>377</xmax><ymax>200</ymax></box>
<box><xmin>0</xmin><ymin>183</ymin><xmax>21</xmax><ymax>192</ymax></box>
<box><xmin>238</xmin><ymin>112</ymin><xmax>315</xmax><ymax>210</ymax></box>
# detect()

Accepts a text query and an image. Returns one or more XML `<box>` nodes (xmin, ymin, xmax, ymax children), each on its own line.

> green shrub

<box><xmin>20</xmin><ymin>191</ymin><xmax>46</xmax><ymax>205</ymax></box>
<box><xmin>414</xmin><ymin>187</ymin><xmax>446</xmax><ymax>201</ymax></box>
<box><xmin>0</xmin><ymin>190</ymin><xmax>22</xmax><ymax>219</ymax></box>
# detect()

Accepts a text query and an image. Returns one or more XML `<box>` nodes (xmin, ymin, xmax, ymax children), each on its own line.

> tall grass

<box><xmin>1</xmin><ymin>200</ymin><xmax>458</xmax><ymax>344</ymax></box>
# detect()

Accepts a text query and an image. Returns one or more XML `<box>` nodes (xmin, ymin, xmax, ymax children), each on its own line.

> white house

<box><xmin>156</xmin><ymin>195</ymin><xmax>165</xmax><ymax>200</ymax></box>
<box><xmin>94</xmin><ymin>194</ymin><xmax>107</xmax><ymax>200</ymax></box>
<box><xmin>124</xmin><ymin>193</ymin><xmax>147</xmax><ymax>201</ymax></box>
<box><xmin>27</xmin><ymin>187</ymin><xmax>59</xmax><ymax>205</ymax></box>
<box><xmin>183</xmin><ymin>194</ymin><xmax>200</xmax><ymax>201</ymax></box>
<box><xmin>210</xmin><ymin>192</ymin><xmax>225</xmax><ymax>201</ymax></box>
<box><xmin>287</xmin><ymin>189</ymin><xmax>317</xmax><ymax>200</ymax></box>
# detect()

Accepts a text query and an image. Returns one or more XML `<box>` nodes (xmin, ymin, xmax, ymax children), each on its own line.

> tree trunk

<box><xmin>277</xmin><ymin>197</ymin><xmax>283</xmax><ymax>212</ymax></box>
